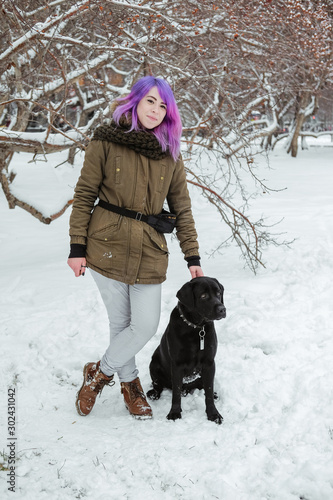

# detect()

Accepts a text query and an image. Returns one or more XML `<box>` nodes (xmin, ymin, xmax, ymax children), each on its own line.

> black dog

<box><xmin>147</xmin><ymin>277</ymin><xmax>226</xmax><ymax>424</ymax></box>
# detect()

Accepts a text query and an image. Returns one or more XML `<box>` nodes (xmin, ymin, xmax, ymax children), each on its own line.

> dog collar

<box><xmin>178</xmin><ymin>304</ymin><xmax>201</xmax><ymax>328</ymax></box>
<box><xmin>178</xmin><ymin>304</ymin><xmax>206</xmax><ymax>350</ymax></box>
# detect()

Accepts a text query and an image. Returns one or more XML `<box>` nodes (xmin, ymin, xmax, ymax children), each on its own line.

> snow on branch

<box><xmin>0</xmin><ymin>0</ymin><xmax>92</xmax><ymax>63</ymax></box>
<box><xmin>0</xmin><ymin>0</ymin><xmax>332</xmax><ymax>270</ymax></box>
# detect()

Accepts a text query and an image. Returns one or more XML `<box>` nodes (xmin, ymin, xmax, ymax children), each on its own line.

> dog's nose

<box><xmin>217</xmin><ymin>305</ymin><xmax>226</xmax><ymax>318</ymax></box>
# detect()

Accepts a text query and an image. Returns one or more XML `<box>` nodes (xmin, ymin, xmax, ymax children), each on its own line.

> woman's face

<box><xmin>136</xmin><ymin>86</ymin><xmax>167</xmax><ymax>129</ymax></box>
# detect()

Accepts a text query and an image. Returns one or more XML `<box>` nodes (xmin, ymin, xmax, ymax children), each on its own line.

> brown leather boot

<box><xmin>120</xmin><ymin>377</ymin><xmax>153</xmax><ymax>419</ymax></box>
<box><xmin>75</xmin><ymin>361</ymin><xmax>114</xmax><ymax>416</ymax></box>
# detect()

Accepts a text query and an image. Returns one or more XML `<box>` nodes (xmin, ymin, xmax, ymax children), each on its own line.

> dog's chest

<box><xmin>180</xmin><ymin>343</ymin><xmax>207</xmax><ymax>371</ymax></box>
<box><xmin>182</xmin><ymin>369</ymin><xmax>201</xmax><ymax>384</ymax></box>
<box><xmin>180</xmin><ymin>328</ymin><xmax>214</xmax><ymax>357</ymax></box>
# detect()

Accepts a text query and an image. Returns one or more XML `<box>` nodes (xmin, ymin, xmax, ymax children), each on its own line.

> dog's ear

<box><xmin>176</xmin><ymin>281</ymin><xmax>195</xmax><ymax>310</ymax></box>
<box><xmin>212</xmin><ymin>278</ymin><xmax>224</xmax><ymax>301</ymax></box>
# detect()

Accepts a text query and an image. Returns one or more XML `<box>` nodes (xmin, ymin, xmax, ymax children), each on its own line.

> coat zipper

<box><xmin>125</xmin><ymin>154</ymin><xmax>139</xmax><ymax>276</ymax></box>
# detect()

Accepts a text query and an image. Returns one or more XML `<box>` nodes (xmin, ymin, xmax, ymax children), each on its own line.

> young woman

<box><xmin>67</xmin><ymin>76</ymin><xmax>203</xmax><ymax>419</ymax></box>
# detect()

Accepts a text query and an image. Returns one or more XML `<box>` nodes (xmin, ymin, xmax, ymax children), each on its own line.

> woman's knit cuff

<box><xmin>185</xmin><ymin>256</ymin><xmax>201</xmax><ymax>268</ymax></box>
<box><xmin>68</xmin><ymin>243</ymin><xmax>86</xmax><ymax>258</ymax></box>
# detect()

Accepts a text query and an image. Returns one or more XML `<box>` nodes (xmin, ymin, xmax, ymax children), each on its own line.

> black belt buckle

<box><xmin>135</xmin><ymin>212</ymin><xmax>143</xmax><ymax>222</ymax></box>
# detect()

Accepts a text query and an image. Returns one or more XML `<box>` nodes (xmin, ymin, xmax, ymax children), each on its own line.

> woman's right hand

<box><xmin>67</xmin><ymin>257</ymin><xmax>87</xmax><ymax>277</ymax></box>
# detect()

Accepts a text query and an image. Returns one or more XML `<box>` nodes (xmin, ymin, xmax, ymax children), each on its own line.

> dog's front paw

<box><xmin>207</xmin><ymin>411</ymin><xmax>223</xmax><ymax>425</ymax></box>
<box><xmin>167</xmin><ymin>410</ymin><xmax>182</xmax><ymax>421</ymax></box>
<box><xmin>147</xmin><ymin>388</ymin><xmax>161</xmax><ymax>400</ymax></box>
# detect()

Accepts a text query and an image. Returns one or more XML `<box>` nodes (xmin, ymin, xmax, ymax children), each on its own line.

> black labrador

<box><xmin>147</xmin><ymin>277</ymin><xmax>226</xmax><ymax>424</ymax></box>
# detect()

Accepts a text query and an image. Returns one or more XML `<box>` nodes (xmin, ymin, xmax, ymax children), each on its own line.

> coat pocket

<box><xmin>88</xmin><ymin>208</ymin><xmax>121</xmax><ymax>241</ymax></box>
<box><xmin>148</xmin><ymin>227</ymin><xmax>169</xmax><ymax>254</ymax></box>
<box><xmin>139</xmin><ymin>227</ymin><xmax>169</xmax><ymax>280</ymax></box>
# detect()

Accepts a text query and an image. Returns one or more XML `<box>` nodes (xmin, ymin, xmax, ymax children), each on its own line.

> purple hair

<box><xmin>112</xmin><ymin>76</ymin><xmax>182</xmax><ymax>161</ymax></box>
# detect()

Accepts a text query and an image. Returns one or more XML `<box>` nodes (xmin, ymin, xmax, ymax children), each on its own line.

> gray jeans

<box><xmin>90</xmin><ymin>269</ymin><xmax>161</xmax><ymax>382</ymax></box>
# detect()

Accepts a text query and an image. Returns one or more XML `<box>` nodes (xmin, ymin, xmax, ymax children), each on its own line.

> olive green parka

<box><xmin>69</xmin><ymin>139</ymin><xmax>200</xmax><ymax>285</ymax></box>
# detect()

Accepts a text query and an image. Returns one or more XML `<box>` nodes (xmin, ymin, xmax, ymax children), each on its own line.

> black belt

<box><xmin>97</xmin><ymin>199</ymin><xmax>176</xmax><ymax>234</ymax></box>
<box><xmin>98</xmin><ymin>199</ymin><xmax>150</xmax><ymax>223</ymax></box>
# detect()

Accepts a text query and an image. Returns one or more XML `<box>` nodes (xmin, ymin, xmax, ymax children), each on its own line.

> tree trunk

<box><xmin>68</xmin><ymin>146</ymin><xmax>76</xmax><ymax>165</ymax></box>
<box><xmin>0</xmin><ymin>151</ymin><xmax>15</xmax><ymax>208</ymax></box>
<box><xmin>287</xmin><ymin>92</ymin><xmax>309</xmax><ymax>157</ymax></box>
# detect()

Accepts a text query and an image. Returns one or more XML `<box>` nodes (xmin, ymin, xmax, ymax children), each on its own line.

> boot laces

<box><xmin>93</xmin><ymin>375</ymin><xmax>115</xmax><ymax>395</ymax></box>
<box><xmin>128</xmin><ymin>381</ymin><xmax>145</xmax><ymax>401</ymax></box>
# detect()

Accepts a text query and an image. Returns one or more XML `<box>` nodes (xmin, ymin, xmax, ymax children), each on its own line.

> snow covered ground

<box><xmin>1</xmin><ymin>139</ymin><xmax>333</xmax><ymax>499</ymax></box>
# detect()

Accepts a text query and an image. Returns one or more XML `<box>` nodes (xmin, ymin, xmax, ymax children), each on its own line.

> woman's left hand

<box><xmin>189</xmin><ymin>266</ymin><xmax>204</xmax><ymax>279</ymax></box>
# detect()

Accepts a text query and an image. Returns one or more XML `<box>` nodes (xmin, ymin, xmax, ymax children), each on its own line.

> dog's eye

<box><xmin>200</xmin><ymin>293</ymin><xmax>208</xmax><ymax>299</ymax></box>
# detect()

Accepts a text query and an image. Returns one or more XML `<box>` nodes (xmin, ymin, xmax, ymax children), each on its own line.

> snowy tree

<box><xmin>0</xmin><ymin>0</ymin><xmax>332</xmax><ymax>271</ymax></box>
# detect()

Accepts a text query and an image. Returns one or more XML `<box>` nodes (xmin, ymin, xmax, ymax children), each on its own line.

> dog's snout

<box><xmin>216</xmin><ymin>304</ymin><xmax>226</xmax><ymax>318</ymax></box>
